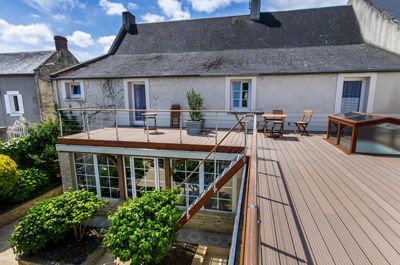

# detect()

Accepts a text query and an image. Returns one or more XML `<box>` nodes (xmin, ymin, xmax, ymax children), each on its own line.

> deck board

<box><xmin>257</xmin><ymin>134</ymin><xmax>400</xmax><ymax>265</ymax></box>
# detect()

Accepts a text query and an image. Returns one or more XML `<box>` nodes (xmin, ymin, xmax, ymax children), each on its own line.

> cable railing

<box><xmin>58</xmin><ymin>107</ymin><xmax>259</xmax><ymax>147</ymax></box>
<box><xmin>175</xmin><ymin>115</ymin><xmax>249</xmax><ymax>228</ymax></box>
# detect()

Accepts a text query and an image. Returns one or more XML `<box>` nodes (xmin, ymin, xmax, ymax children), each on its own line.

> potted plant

<box><xmin>186</xmin><ymin>89</ymin><xmax>204</xmax><ymax>135</ymax></box>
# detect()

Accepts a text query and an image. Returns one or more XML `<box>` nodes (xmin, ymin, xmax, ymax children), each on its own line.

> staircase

<box><xmin>176</xmin><ymin>153</ymin><xmax>246</xmax><ymax>228</ymax></box>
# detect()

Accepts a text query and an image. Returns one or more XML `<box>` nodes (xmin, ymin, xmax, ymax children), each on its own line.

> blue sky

<box><xmin>0</xmin><ymin>0</ymin><xmax>347</xmax><ymax>61</ymax></box>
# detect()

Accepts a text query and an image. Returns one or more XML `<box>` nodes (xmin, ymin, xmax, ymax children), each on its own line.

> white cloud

<box><xmin>98</xmin><ymin>35</ymin><xmax>115</xmax><ymax>53</ymax></box>
<box><xmin>67</xmin><ymin>30</ymin><xmax>94</xmax><ymax>48</ymax></box>
<box><xmin>24</xmin><ymin>0</ymin><xmax>85</xmax><ymax>13</ymax></box>
<box><xmin>267</xmin><ymin>0</ymin><xmax>346</xmax><ymax>11</ymax></box>
<box><xmin>29</xmin><ymin>13</ymin><xmax>41</xmax><ymax>18</ymax></box>
<box><xmin>128</xmin><ymin>2</ymin><xmax>138</xmax><ymax>10</ymax></box>
<box><xmin>99</xmin><ymin>0</ymin><xmax>127</xmax><ymax>15</ymax></box>
<box><xmin>0</xmin><ymin>18</ymin><xmax>53</xmax><ymax>45</ymax></box>
<box><xmin>190</xmin><ymin>0</ymin><xmax>246</xmax><ymax>13</ymax></box>
<box><xmin>53</xmin><ymin>14</ymin><xmax>67</xmax><ymax>21</ymax></box>
<box><xmin>158</xmin><ymin>0</ymin><xmax>191</xmax><ymax>20</ymax></box>
<box><xmin>141</xmin><ymin>13</ymin><xmax>166</xmax><ymax>23</ymax></box>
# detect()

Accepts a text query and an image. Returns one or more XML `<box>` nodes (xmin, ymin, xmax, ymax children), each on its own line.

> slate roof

<box><xmin>55</xmin><ymin>5</ymin><xmax>400</xmax><ymax>79</ymax></box>
<box><xmin>56</xmin><ymin>44</ymin><xmax>400</xmax><ymax>78</ymax></box>
<box><xmin>115</xmin><ymin>6</ymin><xmax>363</xmax><ymax>55</ymax></box>
<box><xmin>366</xmin><ymin>0</ymin><xmax>400</xmax><ymax>23</ymax></box>
<box><xmin>0</xmin><ymin>51</ymin><xmax>55</xmax><ymax>75</ymax></box>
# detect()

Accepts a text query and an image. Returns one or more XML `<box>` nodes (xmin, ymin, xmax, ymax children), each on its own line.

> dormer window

<box><xmin>65</xmin><ymin>81</ymin><xmax>83</xmax><ymax>100</ymax></box>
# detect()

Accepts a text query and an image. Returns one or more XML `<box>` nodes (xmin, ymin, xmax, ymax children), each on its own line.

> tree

<box><xmin>103</xmin><ymin>189</ymin><xmax>182</xmax><ymax>264</ymax></box>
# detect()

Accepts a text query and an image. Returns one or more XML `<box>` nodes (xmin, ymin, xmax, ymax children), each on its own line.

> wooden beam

<box><xmin>57</xmin><ymin>138</ymin><xmax>244</xmax><ymax>154</ymax></box>
<box><xmin>164</xmin><ymin>158</ymin><xmax>172</xmax><ymax>189</ymax></box>
<box><xmin>116</xmin><ymin>155</ymin><xmax>126</xmax><ymax>201</ymax></box>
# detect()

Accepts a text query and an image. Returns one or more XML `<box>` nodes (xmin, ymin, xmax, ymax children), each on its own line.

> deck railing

<box><xmin>58</xmin><ymin>107</ymin><xmax>261</xmax><ymax>147</ymax></box>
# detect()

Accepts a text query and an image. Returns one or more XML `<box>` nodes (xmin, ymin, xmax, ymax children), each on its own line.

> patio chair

<box><xmin>271</xmin><ymin>109</ymin><xmax>285</xmax><ymax>135</ymax></box>
<box><xmin>294</xmin><ymin>110</ymin><xmax>313</xmax><ymax>136</ymax></box>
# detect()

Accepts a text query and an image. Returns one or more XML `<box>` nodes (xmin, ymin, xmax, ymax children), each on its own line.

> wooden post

<box><xmin>164</xmin><ymin>158</ymin><xmax>172</xmax><ymax>189</ymax></box>
<box><xmin>116</xmin><ymin>155</ymin><xmax>126</xmax><ymax>201</ymax></box>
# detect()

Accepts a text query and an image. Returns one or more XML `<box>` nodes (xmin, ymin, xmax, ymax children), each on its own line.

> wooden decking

<box><xmin>257</xmin><ymin>134</ymin><xmax>400</xmax><ymax>265</ymax></box>
<box><xmin>59</xmin><ymin>127</ymin><xmax>246</xmax><ymax>152</ymax></box>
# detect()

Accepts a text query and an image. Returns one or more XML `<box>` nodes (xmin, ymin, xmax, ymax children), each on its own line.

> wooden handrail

<box><xmin>242</xmin><ymin>115</ymin><xmax>259</xmax><ymax>265</ymax></box>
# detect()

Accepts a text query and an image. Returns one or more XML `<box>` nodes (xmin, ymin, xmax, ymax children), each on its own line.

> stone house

<box><xmin>0</xmin><ymin>36</ymin><xmax>78</xmax><ymax>134</ymax></box>
<box><xmin>52</xmin><ymin>0</ymin><xmax>400</xmax><ymax>259</ymax></box>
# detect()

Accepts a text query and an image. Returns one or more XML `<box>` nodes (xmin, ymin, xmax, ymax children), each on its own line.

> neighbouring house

<box><xmin>52</xmin><ymin>0</ymin><xmax>400</xmax><ymax>264</ymax></box>
<box><xmin>0</xmin><ymin>36</ymin><xmax>78</xmax><ymax>131</ymax></box>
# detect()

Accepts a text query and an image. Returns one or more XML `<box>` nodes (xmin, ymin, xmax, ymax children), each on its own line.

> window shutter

<box><xmin>17</xmin><ymin>94</ymin><xmax>24</xmax><ymax>114</ymax></box>
<box><xmin>3</xmin><ymin>95</ymin><xmax>11</xmax><ymax>114</ymax></box>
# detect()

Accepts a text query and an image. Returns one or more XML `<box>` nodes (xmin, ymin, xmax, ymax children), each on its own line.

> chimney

<box><xmin>249</xmin><ymin>0</ymin><xmax>261</xmax><ymax>21</ymax></box>
<box><xmin>54</xmin><ymin>35</ymin><xmax>68</xmax><ymax>51</ymax></box>
<box><xmin>122</xmin><ymin>11</ymin><xmax>136</xmax><ymax>31</ymax></box>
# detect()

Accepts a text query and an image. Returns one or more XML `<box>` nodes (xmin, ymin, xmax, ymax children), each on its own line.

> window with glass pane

<box><xmin>231</xmin><ymin>81</ymin><xmax>251</xmax><ymax>110</ymax></box>
<box><xmin>158</xmin><ymin>159</ymin><xmax>166</xmax><ymax>190</ymax></box>
<box><xmin>172</xmin><ymin>159</ymin><xmax>199</xmax><ymax>205</ymax></box>
<box><xmin>124</xmin><ymin>156</ymin><xmax>135</xmax><ymax>198</ymax></box>
<box><xmin>204</xmin><ymin>161</ymin><xmax>232</xmax><ymax>212</ymax></box>
<box><xmin>74</xmin><ymin>153</ymin><xmax>97</xmax><ymax>194</ymax></box>
<box><xmin>341</xmin><ymin>81</ymin><xmax>362</xmax><ymax>113</ymax></box>
<box><xmin>134</xmin><ymin>158</ymin><xmax>156</xmax><ymax>197</ymax></box>
<box><xmin>97</xmin><ymin>155</ymin><xmax>120</xmax><ymax>199</ymax></box>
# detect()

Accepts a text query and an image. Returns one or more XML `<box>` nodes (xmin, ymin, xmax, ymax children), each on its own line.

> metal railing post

<box><xmin>115</xmin><ymin>110</ymin><xmax>119</xmax><ymax>141</ymax></box>
<box><xmin>244</xmin><ymin>115</ymin><xmax>248</xmax><ymax>153</ymax></box>
<box><xmin>179</xmin><ymin>112</ymin><xmax>183</xmax><ymax>144</ymax></box>
<box><xmin>85</xmin><ymin>111</ymin><xmax>90</xmax><ymax>140</ymax></box>
<box><xmin>185</xmin><ymin>183</ymin><xmax>190</xmax><ymax>219</ymax></box>
<box><xmin>58</xmin><ymin>111</ymin><xmax>63</xmax><ymax>137</ymax></box>
<box><xmin>214</xmin><ymin>111</ymin><xmax>218</xmax><ymax>189</ymax></box>
<box><xmin>146</xmin><ymin>111</ymin><xmax>150</xmax><ymax>142</ymax></box>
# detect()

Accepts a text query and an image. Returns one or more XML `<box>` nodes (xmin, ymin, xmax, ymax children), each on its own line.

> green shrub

<box><xmin>103</xmin><ymin>189</ymin><xmax>181</xmax><ymax>265</ymax></box>
<box><xmin>0</xmin><ymin>120</ymin><xmax>60</xmax><ymax>178</ymax></box>
<box><xmin>0</xmin><ymin>154</ymin><xmax>18</xmax><ymax>198</ymax></box>
<box><xmin>9</xmin><ymin>190</ymin><xmax>108</xmax><ymax>254</ymax></box>
<box><xmin>8</xmin><ymin>168</ymin><xmax>50</xmax><ymax>203</ymax></box>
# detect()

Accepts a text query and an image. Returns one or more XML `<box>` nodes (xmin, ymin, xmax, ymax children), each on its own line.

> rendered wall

<box><xmin>56</xmin><ymin>72</ymin><xmax>400</xmax><ymax>132</ymax></box>
<box><xmin>350</xmin><ymin>0</ymin><xmax>400</xmax><ymax>55</ymax></box>
<box><xmin>373</xmin><ymin>72</ymin><xmax>400</xmax><ymax>113</ymax></box>
<box><xmin>0</xmin><ymin>75</ymin><xmax>41</xmax><ymax>127</ymax></box>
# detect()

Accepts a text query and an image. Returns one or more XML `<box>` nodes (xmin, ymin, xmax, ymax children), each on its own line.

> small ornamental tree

<box><xmin>9</xmin><ymin>190</ymin><xmax>108</xmax><ymax>254</ymax></box>
<box><xmin>103</xmin><ymin>189</ymin><xmax>181</xmax><ymax>265</ymax></box>
<box><xmin>186</xmin><ymin>89</ymin><xmax>204</xmax><ymax>121</ymax></box>
<box><xmin>0</xmin><ymin>154</ymin><xmax>18</xmax><ymax>198</ymax></box>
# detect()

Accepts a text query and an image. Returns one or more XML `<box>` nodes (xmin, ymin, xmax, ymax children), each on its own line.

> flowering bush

<box><xmin>0</xmin><ymin>154</ymin><xmax>18</xmax><ymax>198</ymax></box>
<box><xmin>9</xmin><ymin>190</ymin><xmax>108</xmax><ymax>254</ymax></box>
<box><xmin>103</xmin><ymin>189</ymin><xmax>181</xmax><ymax>264</ymax></box>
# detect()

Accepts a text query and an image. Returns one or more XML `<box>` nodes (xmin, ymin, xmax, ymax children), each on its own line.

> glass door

<box><xmin>132</xmin><ymin>84</ymin><xmax>146</xmax><ymax>125</ymax></box>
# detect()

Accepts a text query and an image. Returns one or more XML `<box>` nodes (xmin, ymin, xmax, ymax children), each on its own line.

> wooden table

<box><xmin>229</xmin><ymin>111</ymin><xmax>264</xmax><ymax>131</ymax></box>
<box><xmin>142</xmin><ymin>112</ymin><xmax>157</xmax><ymax>132</ymax></box>
<box><xmin>262</xmin><ymin>113</ymin><xmax>288</xmax><ymax>137</ymax></box>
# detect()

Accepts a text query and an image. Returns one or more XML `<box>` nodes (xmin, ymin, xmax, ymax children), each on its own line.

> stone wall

<box><xmin>58</xmin><ymin>152</ymin><xmax>77</xmax><ymax>192</ymax></box>
<box><xmin>185</xmin><ymin>210</ymin><xmax>235</xmax><ymax>234</ymax></box>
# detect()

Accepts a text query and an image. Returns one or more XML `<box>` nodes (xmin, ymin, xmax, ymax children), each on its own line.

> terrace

<box><xmin>57</xmin><ymin>108</ymin><xmax>400</xmax><ymax>265</ymax></box>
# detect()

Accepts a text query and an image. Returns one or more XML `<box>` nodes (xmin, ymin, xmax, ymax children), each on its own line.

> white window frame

<box><xmin>171</xmin><ymin>159</ymin><xmax>237</xmax><ymax>213</ymax></box>
<box><xmin>4</xmin><ymin>91</ymin><xmax>24</xmax><ymax>116</ymax></box>
<box><xmin>74</xmin><ymin>153</ymin><xmax>120</xmax><ymax>201</ymax></box>
<box><xmin>225</xmin><ymin>76</ymin><xmax>257</xmax><ymax>111</ymax></box>
<box><xmin>62</xmin><ymin>80</ymin><xmax>84</xmax><ymax>100</ymax></box>
<box><xmin>334</xmin><ymin>73</ymin><xmax>377</xmax><ymax>113</ymax></box>
<box><xmin>124</xmin><ymin>156</ymin><xmax>164</xmax><ymax>198</ymax></box>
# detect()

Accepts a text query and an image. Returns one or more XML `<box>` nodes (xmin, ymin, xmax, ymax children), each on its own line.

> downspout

<box><xmin>34</xmin><ymin>73</ymin><xmax>44</xmax><ymax>122</ymax></box>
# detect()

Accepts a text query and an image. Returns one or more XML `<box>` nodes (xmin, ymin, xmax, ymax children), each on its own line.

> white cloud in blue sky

<box><xmin>0</xmin><ymin>0</ymin><xmax>347</xmax><ymax>61</ymax></box>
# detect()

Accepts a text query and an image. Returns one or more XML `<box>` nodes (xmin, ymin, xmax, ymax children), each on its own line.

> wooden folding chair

<box><xmin>271</xmin><ymin>109</ymin><xmax>285</xmax><ymax>135</ymax></box>
<box><xmin>294</xmin><ymin>110</ymin><xmax>313</xmax><ymax>136</ymax></box>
